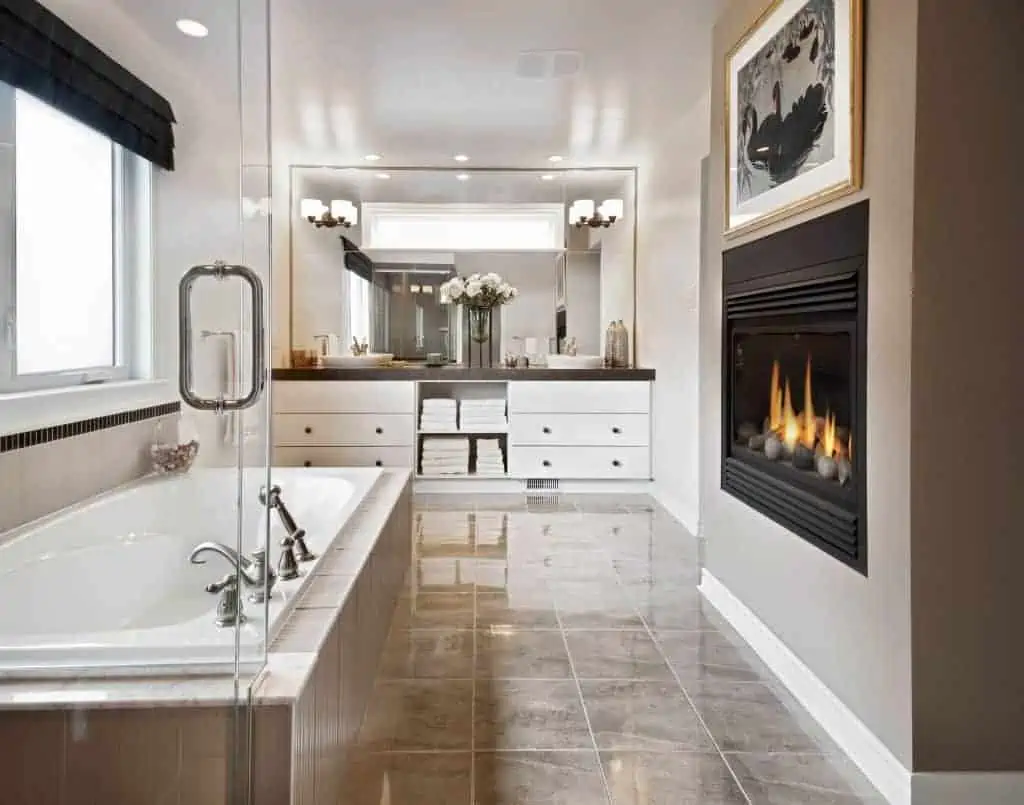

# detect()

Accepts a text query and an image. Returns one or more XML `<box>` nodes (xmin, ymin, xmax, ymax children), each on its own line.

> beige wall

<box><xmin>909</xmin><ymin>0</ymin><xmax>1024</xmax><ymax>772</ymax></box>
<box><xmin>700</xmin><ymin>0</ymin><xmax>919</xmax><ymax>766</ymax></box>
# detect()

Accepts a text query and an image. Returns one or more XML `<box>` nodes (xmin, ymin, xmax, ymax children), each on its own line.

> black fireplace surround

<box><xmin>722</xmin><ymin>202</ymin><xmax>868</xmax><ymax>574</ymax></box>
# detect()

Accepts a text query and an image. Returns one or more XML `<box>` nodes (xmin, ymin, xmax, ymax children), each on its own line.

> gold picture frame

<box><xmin>725</xmin><ymin>0</ymin><xmax>864</xmax><ymax>238</ymax></box>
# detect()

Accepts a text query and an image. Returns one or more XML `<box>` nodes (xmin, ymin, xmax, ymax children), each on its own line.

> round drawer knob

<box><xmin>304</xmin><ymin>426</ymin><xmax>313</xmax><ymax>435</ymax></box>
<box><xmin>303</xmin><ymin>460</ymin><xmax>312</xmax><ymax>468</ymax></box>
<box><xmin>375</xmin><ymin>426</ymin><xmax>383</xmax><ymax>435</ymax></box>
<box><xmin>542</xmin><ymin>460</ymin><xmax>552</xmax><ymax>468</ymax></box>
<box><xmin>375</xmin><ymin>460</ymin><xmax>383</xmax><ymax>467</ymax></box>
<box><xmin>612</xmin><ymin>427</ymin><xmax>622</xmax><ymax>435</ymax></box>
<box><xmin>542</xmin><ymin>427</ymin><xmax>552</xmax><ymax>434</ymax></box>
<box><xmin>612</xmin><ymin>460</ymin><xmax>622</xmax><ymax>468</ymax></box>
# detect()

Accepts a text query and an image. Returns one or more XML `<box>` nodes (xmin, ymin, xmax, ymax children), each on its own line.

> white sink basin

<box><xmin>321</xmin><ymin>353</ymin><xmax>393</xmax><ymax>368</ymax></box>
<box><xmin>545</xmin><ymin>354</ymin><xmax>603</xmax><ymax>370</ymax></box>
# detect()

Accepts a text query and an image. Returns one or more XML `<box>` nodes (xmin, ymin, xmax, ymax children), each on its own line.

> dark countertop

<box><xmin>273</xmin><ymin>366</ymin><xmax>655</xmax><ymax>382</ymax></box>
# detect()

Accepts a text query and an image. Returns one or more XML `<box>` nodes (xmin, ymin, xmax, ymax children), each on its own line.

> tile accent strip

<box><xmin>0</xmin><ymin>402</ymin><xmax>181</xmax><ymax>454</ymax></box>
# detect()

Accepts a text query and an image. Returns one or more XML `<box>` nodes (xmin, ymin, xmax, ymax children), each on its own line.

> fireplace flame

<box><xmin>767</xmin><ymin>357</ymin><xmax>848</xmax><ymax>460</ymax></box>
<box><xmin>802</xmin><ymin>356</ymin><xmax>816</xmax><ymax>449</ymax></box>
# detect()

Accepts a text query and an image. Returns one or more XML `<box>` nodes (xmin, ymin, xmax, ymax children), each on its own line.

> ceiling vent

<box><xmin>516</xmin><ymin>50</ymin><xmax>583</xmax><ymax>79</ymax></box>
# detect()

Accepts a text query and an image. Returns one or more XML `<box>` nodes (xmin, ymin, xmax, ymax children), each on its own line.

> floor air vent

<box><xmin>525</xmin><ymin>478</ymin><xmax>560</xmax><ymax>491</ymax></box>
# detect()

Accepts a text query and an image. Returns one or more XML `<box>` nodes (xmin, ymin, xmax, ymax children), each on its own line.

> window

<box><xmin>1</xmin><ymin>88</ymin><xmax>151</xmax><ymax>392</ymax></box>
<box><xmin>362</xmin><ymin>204</ymin><xmax>565</xmax><ymax>251</ymax></box>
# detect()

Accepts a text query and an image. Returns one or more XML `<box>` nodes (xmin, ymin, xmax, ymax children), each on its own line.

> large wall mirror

<box><xmin>288</xmin><ymin>167</ymin><xmax>636</xmax><ymax>365</ymax></box>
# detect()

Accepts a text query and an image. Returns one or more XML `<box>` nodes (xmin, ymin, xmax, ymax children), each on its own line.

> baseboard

<box><xmin>413</xmin><ymin>478</ymin><xmax>654</xmax><ymax>495</ymax></box>
<box><xmin>698</xmin><ymin>570</ymin><xmax>912</xmax><ymax>805</ymax></box>
<box><xmin>650</xmin><ymin>485</ymin><xmax>699</xmax><ymax>536</ymax></box>
<box><xmin>911</xmin><ymin>773</ymin><xmax>1024</xmax><ymax>805</ymax></box>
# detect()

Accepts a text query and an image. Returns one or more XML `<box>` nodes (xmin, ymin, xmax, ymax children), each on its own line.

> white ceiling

<box><xmin>294</xmin><ymin>167</ymin><xmax>634</xmax><ymax>206</ymax></box>
<box><xmin>96</xmin><ymin>0</ymin><xmax>720</xmax><ymax>170</ymax></box>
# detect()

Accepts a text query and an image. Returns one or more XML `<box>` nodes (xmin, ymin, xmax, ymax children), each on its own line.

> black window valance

<box><xmin>0</xmin><ymin>0</ymin><xmax>176</xmax><ymax>170</ymax></box>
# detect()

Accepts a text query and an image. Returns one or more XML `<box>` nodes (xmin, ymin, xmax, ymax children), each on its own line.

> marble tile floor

<box><xmin>345</xmin><ymin>494</ymin><xmax>885</xmax><ymax>805</ymax></box>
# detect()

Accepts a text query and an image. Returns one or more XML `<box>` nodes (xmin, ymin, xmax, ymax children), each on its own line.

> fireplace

<box><xmin>722</xmin><ymin>202</ymin><xmax>868</xmax><ymax>573</ymax></box>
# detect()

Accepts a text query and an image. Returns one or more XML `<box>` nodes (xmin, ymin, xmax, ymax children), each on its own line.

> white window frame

<box><xmin>0</xmin><ymin>88</ymin><xmax>153</xmax><ymax>394</ymax></box>
<box><xmin>361</xmin><ymin>203</ymin><xmax>565</xmax><ymax>252</ymax></box>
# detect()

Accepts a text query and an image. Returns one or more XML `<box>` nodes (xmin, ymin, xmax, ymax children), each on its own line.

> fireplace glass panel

<box><xmin>731</xmin><ymin>330</ymin><xmax>854</xmax><ymax>487</ymax></box>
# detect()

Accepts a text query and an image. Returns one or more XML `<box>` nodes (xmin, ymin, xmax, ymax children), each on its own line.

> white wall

<box><xmin>634</xmin><ymin>101</ymin><xmax>710</xmax><ymax>532</ymax></box>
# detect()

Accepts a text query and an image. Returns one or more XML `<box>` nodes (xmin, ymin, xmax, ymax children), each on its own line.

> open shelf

<box><xmin>416</xmin><ymin>473</ymin><xmax>509</xmax><ymax>480</ymax></box>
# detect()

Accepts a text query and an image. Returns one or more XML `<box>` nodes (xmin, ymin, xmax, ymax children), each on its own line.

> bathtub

<box><xmin>0</xmin><ymin>467</ymin><xmax>382</xmax><ymax>678</ymax></box>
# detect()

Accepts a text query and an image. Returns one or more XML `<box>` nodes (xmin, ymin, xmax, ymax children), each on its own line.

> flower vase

<box><xmin>467</xmin><ymin>307</ymin><xmax>493</xmax><ymax>367</ymax></box>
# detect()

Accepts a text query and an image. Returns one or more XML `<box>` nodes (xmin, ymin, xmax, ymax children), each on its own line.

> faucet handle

<box><xmin>205</xmin><ymin>573</ymin><xmax>238</xmax><ymax>594</ymax></box>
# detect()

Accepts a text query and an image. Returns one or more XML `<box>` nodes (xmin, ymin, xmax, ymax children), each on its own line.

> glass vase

<box><xmin>468</xmin><ymin>307</ymin><xmax>491</xmax><ymax>343</ymax></box>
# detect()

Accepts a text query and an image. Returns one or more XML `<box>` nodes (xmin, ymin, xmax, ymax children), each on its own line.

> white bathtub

<box><xmin>0</xmin><ymin>467</ymin><xmax>382</xmax><ymax>678</ymax></box>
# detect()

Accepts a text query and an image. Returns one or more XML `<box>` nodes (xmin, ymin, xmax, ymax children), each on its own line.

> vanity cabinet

<box><xmin>508</xmin><ymin>381</ymin><xmax>651</xmax><ymax>480</ymax></box>
<box><xmin>272</xmin><ymin>376</ymin><xmax>652</xmax><ymax>481</ymax></box>
<box><xmin>272</xmin><ymin>382</ymin><xmax>416</xmax><ymax>469</ymax></box>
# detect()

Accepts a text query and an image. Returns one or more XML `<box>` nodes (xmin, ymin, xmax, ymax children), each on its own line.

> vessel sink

<box><xmin>321</xmin><ymin>353</ymin><xmax>393</xmax><ymax>368</ymax></box>
<box><xmin>544</xmin><ymin>354</ymin><xmax>603</xmax><ymax>370</ymax></box>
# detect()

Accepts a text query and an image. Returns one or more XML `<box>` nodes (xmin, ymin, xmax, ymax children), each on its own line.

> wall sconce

<box><xmin>569</xmin><ymin>198</ymin><xmax>623</xmax><ymax>228</ymax></box>
<box><xmin>300</xmin><ymin>198</ymin><xmax>358</xmax><ymax>229</ymax></box>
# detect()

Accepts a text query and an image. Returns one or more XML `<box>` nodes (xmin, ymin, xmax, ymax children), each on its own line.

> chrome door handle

<box><xmin>179</xmin><ymin>262</ymin><xmax>266</xmax><ymax>412</ymax></box>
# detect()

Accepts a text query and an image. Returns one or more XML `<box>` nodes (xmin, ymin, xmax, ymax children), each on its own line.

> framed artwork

<box><xmin>726</xmin><ymin>0</ymin><xmax>863</xmax><ymax>236</ymax></box>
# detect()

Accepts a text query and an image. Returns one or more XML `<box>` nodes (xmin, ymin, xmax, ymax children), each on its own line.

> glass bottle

<box><xmin>604</xmin><ymin>321</ymin><xmax>616</xmax><ymax>368</ymax></box>
<box><xmin>613</xmin><ymin>320</ymin><xmax>630</xmax><ymax>368</ymax></box>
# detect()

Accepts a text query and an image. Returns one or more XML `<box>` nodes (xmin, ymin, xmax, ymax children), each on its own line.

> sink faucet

<box><xmin>188</xmin><ymin>542</ymin><xmax>276</xmax><ymax>603</ymax></box>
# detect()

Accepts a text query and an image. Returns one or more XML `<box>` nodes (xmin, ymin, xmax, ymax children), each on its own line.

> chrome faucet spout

<box><xmin>189</xmin><ymin>542</ymin><xmax>259</xmax><ymax>587</ymax></box>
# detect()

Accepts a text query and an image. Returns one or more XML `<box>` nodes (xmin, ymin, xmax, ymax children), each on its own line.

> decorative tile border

<box><xmin>0</xmin><ymin>402</ymin><xmax>180</xmax><ymax>454</ymax></box>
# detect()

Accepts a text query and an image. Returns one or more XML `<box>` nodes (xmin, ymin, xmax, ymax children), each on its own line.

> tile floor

<box><xmin>344</xmin><ymin>494</ymin><xmax>884</xmax><ymax>804</ymax></box>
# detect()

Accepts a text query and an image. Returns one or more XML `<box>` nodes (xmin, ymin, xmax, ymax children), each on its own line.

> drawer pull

<box><xmin>542</xmin><ymin>460</ymin><xmax>552</xmax><ymax>468</ymax></box>
<box><xmin>303</xmin><ymin>460</ymin><xmax>312</xmax><ymax>468</ymax></box>
<box><xmin>612</xmin><ymin>427</ymin><xmax>622</xmax><ymax>435</ymax></box>
<box><xmin>375</xmin><ymin>460</ymin><xmax>383</xmax><ymax>467</ymax></box>
<box><xmin>375</xmin><ymin>426</ymin><xmax>383</xmax><ymax>435</ymax></box>
<box><xmin>304</xmin><ymin>426</ymin><xmax>313</xmax><ymax>435</ymax></box>
<box><xmin>542</xmin><ymin>426</ymin><xmax>552</xmax><ymax>434</ymax></box>
<box><xmin>612</xmin><ymin>459</ymin><xmax>622</xmax><ymax>468</ymax></box>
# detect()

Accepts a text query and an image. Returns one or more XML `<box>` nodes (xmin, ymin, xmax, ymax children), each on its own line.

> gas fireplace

<box><xmin>722</xmin><ymin>202</ymin><xmax>868</xmax><ymax>573</ymax></box>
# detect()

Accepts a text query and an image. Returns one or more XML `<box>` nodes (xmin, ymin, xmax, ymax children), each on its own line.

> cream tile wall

<box><xmin>0</xmin><ymin>413</ymin><xmax>178</xmax><ymax>533</ymax></box>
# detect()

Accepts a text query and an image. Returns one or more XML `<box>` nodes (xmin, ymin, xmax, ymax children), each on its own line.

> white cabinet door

<box><xmin>274</xmin><ymin>446</ymin><xmax>413</xmax><ymax>468</ymax></box>
<box><xmin>273</xmin><ymin>381</ymin><xmax>415</xmax><ymax>413</ymax></box>
<box><xmin>510</xmin><ymin>413</ymin><xmax>649</xmax><ymax>447</ymax></box>
<box><xmin>509</xmin><ymin>446</ymin><xmax>651</xmax><ymax>479</ymax></box>
<box><xmin>509</xmin><ymin>381</ymin><xmax>650</xmax><ymax>414</ymax></box>
<box><xmin>274</xmin><ymin>414</ymin><xmax>414</xmax><ymax>446</ymax></box>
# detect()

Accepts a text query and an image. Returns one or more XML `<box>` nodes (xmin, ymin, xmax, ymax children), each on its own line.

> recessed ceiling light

<box><xmin>453</xmin><ymin>154</ymin><xmax>470</xmax><ymax>162</ymax></box>
<box><xmin>376</xmin><ymin>172</ymin><xmax>391</xmax><ymax>180</ymax></box>
<box><xmin>175</xmin><ymin>19</ymin><xmax>209</xmax><ymax>38</ymax></box>
<box><xmin>456</xmin><ymin>173</ymin><xmax>471</xmax><ymax>181</ymax></box>
<box><xmin>363</xmin><ymin>153</ymin><xmax>382</xmax><ymax>162</ymax></box>
<box><xmin>541</xmin><ymin>174</ymin><xmax>555</xmax><ymax>181</ymax></box>
<box><xmin>548</xmin><ymin>155</ymin><xmax>564</xmax><ymax>163</ymax></box>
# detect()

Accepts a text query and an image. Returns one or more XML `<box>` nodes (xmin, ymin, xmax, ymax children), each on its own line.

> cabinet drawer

<box><xmin>273</xmin><ymin>381</ymin><xmax>414</xmax><ymax>413</ymax></box>
<box><xmin>274</xmin><ymin>414</ymin><xmax>414</xmax><ymax>446</ymax></box>
<box><xmin>509</xmin><ymin>446</ymin><xmax>650</xmax><ymax>480</ymax></box>
<box><xmin>510</xmin><ymin>413</ymin><xmax>649</xmax><ymax>446</ymax></box>
<box><xmin>274</xmin><ymin>446</ymin><xmax>413</xmax><ymax>469</ymax></box>
<box><xmin>509</xmin><ymin>381</ymin><xmax>650</xmax><ymax>414</ymax></box>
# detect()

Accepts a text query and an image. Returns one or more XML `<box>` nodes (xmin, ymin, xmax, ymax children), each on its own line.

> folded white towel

<box><xmin>461</xmin><ymin>399</ymin><xmax>506</xmax><ymax>407</ymax></box>
<box><xmin>423</xmin><ymin>444</ymin><xmax>470</xmax><ymax>453</ymax></box>
<box><xmin>423</xmin><ymin>399</ymin><xmax>457</xmax><ymax>407</ymax></box>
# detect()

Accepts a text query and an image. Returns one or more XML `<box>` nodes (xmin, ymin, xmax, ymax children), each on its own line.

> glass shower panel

<box><xmin>0</xmin><ymin>2</ymin><xmax>270</xmax><ymax>804</ymax></box>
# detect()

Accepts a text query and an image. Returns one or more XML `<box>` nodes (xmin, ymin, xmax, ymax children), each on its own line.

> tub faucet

<box><xmin>188</xmin><ymin>542</ymin><xmax>276</xmax><ymax>603</ymax></box>
<box><xmin>260</xmin><ymin>485</ymin><xmax>315</xmax><ymax>563</ymax></box>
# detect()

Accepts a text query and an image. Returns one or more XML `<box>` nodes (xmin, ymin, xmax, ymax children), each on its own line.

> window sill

<box><xmin>0</xmin><ymin>380</ymin><xmax>176</xmax><ymax>436</ymax></box>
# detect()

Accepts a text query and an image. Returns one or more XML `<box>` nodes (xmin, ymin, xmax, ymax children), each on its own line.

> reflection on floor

<box><xmin>344</xmin><ymin>494</ymin><xmax>884</xmax><ymax>804</ymax></box>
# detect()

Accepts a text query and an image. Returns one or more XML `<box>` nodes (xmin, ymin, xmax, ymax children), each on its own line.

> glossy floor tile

<box><xmin>343</xmin><ymin>494</ymin><xmax>883</xmax><ymax>805</ymax></box>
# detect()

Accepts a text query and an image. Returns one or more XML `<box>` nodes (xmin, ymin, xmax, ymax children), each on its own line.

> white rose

<box><xmin>466</xmin><ymin>281</ymin><xmax>482</xmax><ymax>297</ymax></box>
<box><xmin>468</xmin><ymin>273</ymin><xmax>481</xmax><ymax>282</ymax></box>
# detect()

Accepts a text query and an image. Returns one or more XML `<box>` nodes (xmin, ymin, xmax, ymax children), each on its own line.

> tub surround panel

<box><xmin>0</xmin><ymin>412</ymin><xmax>179</xmax><ymax>533</ymax></box>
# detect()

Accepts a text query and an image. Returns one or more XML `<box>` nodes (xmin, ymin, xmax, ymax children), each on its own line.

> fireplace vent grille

<box><xmin>726</xmin><ymin>270</ymin><xmax>858</xmax><ymax>319</ymax></box>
